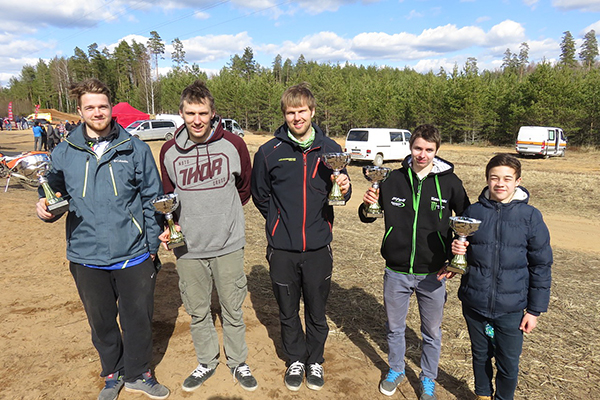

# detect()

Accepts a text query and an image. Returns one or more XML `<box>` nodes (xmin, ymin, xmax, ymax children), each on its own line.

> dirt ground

<box><xmin>1</xmin><ymin>129</ymin><xmax>599</xmax><ymax>400</ymax></box>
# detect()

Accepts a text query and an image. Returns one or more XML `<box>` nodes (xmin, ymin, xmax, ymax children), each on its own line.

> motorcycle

<box><xmin>0</xmin><ymin>151</ymin><xmax>49</xmax><ymax>191</ymax></box>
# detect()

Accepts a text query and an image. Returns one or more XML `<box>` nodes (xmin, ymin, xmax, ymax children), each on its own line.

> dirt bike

<box><xmin>0</xmin><ymin>151</ymin><xmax>49</xmax><ymax>191</ymax></box>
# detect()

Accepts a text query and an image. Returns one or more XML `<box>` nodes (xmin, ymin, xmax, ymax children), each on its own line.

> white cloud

<box><xmin>476</xmin><ymin>16</ymin><xmax>491</xmax><ymax>24</ymax></box>
<box><xmin>484</xmin><ymin>20</ymin><xmax>526</xmax><ymax>45</ymax></box>
<box><xmin>552</xmin><ymin>0</ymin><xmax>600</xmax><ymax>12</ymax></box>
<box><xmin>183</xmin><ymin>32</ymin><xmax>254</xmax><ymax>63</ymax></box>
<box><xmin>523</xmin><ymin>0</ymin><xmax>540</xmax><ymax>8</ymax></box>
<box><xmin>582</xmin><ymin>20</ymin><xmax>600</xmax><ymax>34</ymax></box>
<box><xmin>406</xmin><ymin>9</ymin><xmax>424</xmax><ymax>19</ymax></box>
<box><xmin>194</xmin><ymin>11</ymin><xmax>210</xmax><ymax>19</ymax></box>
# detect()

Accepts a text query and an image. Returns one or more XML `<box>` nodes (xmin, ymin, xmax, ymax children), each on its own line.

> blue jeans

<box><xmin>462</xmin><ymin>305</ymin><xmax>524</xmax><ymax>400</ymax></box>
<box><xmin>383</xmin><ymin>270</ymin><xmax>446</xmax><ymax>379</ymax></box>
<box><xmin>176</xmin><ymin>248</ymin><xmax>249</xmax><ymax>369</ymax></box>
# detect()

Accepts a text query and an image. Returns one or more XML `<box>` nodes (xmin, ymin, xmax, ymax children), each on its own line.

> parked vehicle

<box><xmin>0</xmin><ymin>151</ymin><xmax>48</xmax><ymax>191</ymax></box>
<box><xmin>344</xmin><ymin>128</ymin><xmax>412</xmax><ymax>166</ymax></box>
<box><xmin>515</xmin><ymin>126</ymin><xmax>566</xmax><ymax>158</ymax></box>
<box><xmin>221</xmin><ymin>118</ymin><xmax>244</xmax><ymax>137</ymax></box>
<box><xmin>125</xmin><ymin>119</ymin><xmax>177</xmax><ymax>141</ymax></box>
<box><xmin>155</xmin><ymin>114</ymin><xmax>184</xmax><ymax>128</ymax></box>
<box><xmin>26</xmin><ymin>113</ymin><xmax>53</xmax><ymax>124</ymax></box>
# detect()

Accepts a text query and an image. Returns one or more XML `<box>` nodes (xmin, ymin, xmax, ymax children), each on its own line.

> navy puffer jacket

<box><xmin>458</xmin><ymin>186</ymin><xmax>552</xmax><ymax>319</ymax></box>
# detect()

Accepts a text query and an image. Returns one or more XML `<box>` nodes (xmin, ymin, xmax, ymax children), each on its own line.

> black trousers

<box><xmin>70</xmin><ymin>258</ymin><xmax>156</xmax><ymax>381</ymax></box>
<box><xmin>267</xmin><ymin>245</ymin><xmax>333</xmax><ymax>366</ymax></box>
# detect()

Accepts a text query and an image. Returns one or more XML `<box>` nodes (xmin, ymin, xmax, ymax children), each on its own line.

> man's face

<box><xmin>77</xmin><ymin>93</ymin><xmax>112</xmax><ymax>137</ymax></box>
<box><xmin>180</xmin><ymin>100</ymin><xmax>215</xmax><ymax>143</ymax></box>
<box><xmin>284</xmin><ymin>103</ymin><xmax>315</xmax><ymax>140</ymax></box>
<box><xmin>487</xmin><ymin>166</ymin><xmax>522</xmax><ymax>203</ymax></box>
<box><xmin>410</xmin><ymin>137</ymin><xmax>438</xmax><ymax>173</ymax></box>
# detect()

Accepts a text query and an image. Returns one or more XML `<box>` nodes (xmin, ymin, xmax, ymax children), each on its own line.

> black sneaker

<box><xmin>231</xmin><ymin>363</ymin><xmax>258</xmax><ymax>392</ymax></box>
<box><xmin>306</xmin><ymin>363</ymin><xmax>324</xmax><ymax>391</ymax></box>
<box><xmin>98</xmin><ymin>371</ymin><xmax>124</xmax><ymax>400</ymax></box>
<box><xmin>124</xmin><ymin>370</ymin><xmax>170</xmax><ymax>400</ymax></box>
<box><xmin>284</xmin><ymin>361</ymin><xmax>305</xmax><ymax>391</ymax></box>
<box><xmin>182</xmin><ymin>364</ymin><xmax>216</xmax><ymax>392</ymax></box>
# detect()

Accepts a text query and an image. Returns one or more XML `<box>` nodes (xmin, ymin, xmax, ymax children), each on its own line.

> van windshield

<box><xmin>126</xmin><ymin>121</ymin><xmax>143</xmax><ymax>131</ymax></box>
<box><xmin>347</xmin><ymin>130</ymin><xmax>368</xmax><ymax>141</ymax></box>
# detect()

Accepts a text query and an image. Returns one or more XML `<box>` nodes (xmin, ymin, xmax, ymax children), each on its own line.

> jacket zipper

<box><xmin>489</xmin><ymin>205</ymin><xmax>501</xmax><ymax>316</ymax></box>
<box><xmin>82</xmin><ymin>158</ymin><xmax>89</xmax><ymax>198</ymax></box>
<box><xmin>108</xmin><ymin>163</ymin><xmax>118</xmax><ymax>196</ymax></box>
<box><xmin>408</xmin><ymin>171</ymin><xmax>425</xmax><ymax>273</ymax></box>
<box><xmin>302</xmin><ymin>152</ymin><xmax>308</xmax><ymax>251</ymax></box>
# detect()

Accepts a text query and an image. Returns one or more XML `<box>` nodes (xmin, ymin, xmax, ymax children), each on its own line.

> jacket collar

<box><xmin>274</xmin><ymin>122</ymin><xmax>325</xmax><ymax>150</ymax></box>
<box><xmin>66</xmin><ymin>121</ymin><xmax>131</xmax><ymax>150</ymax></box>
<box><xmin>174</xmin><ymin>116</ymin><xmax>224</xmax><ymax>151</ymax></box>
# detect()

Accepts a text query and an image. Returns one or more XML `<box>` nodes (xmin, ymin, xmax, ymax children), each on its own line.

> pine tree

<box><xmin>579</xmin><ymin>30</ymin><xmax>599</xmax><ymax>69</ymax></box>
<box><xmin>559</xmin><ymin>31</ymin><xmax>577</xmax><ymax>67</ymax></box>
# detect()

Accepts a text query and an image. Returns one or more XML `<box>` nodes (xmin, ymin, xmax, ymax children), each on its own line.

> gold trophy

<box><xmin>151</xmin><ymin>194</ymin><xmax>186</xmax><ymax>249</ymax></box>
<box><xmin>448</xmin><ymin>216</ymin><xmax>482</xmax><ymax>274</ymax></box>
<box><xmin>20</xmin><ymin>153</ymin><xmax>69</xmax><ymax>215</ymax></box>
<box><xmin>321</xmin><ymin>152</ymin><xmax>350</xmax><ymax>206</ymax></box>
<box><xmin>363</xmin><ymin>165</ymin><xmax>391</xmax><ymax>218</ymax></box>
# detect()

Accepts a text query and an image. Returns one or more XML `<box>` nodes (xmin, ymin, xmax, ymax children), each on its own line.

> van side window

<box><xmin>141</xmin><ymin>122</ymin><xmax>150</xmax><ymax>129</ymax></box>
<box><xmin>404</xmin><ymin>132</ymin><xmax>411</xmax><ymax>142</ymax></box>
<box><xmin>153</xmin><ymin>121</ymin><xmax>174</xmax><ymax>129</ymax></box>
<box><xmin>548</xmin><ymin>130</ymin><xmax>555</xmax><ymax>140</ymax></box>
<box><xmin>390</xmin><ymin>132</ymin><xmax>404</xmax><ymax>142</ymax></box>
<box><xmin>347</xmin><ymin>130</ymin><xmax>368</xmax><ymax>141</ymax></box>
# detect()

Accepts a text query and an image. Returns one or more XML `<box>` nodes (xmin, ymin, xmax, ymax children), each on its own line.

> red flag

<box><xmin>8</xmin><ymin>102</ymin><xmax>13</xmax><ymax>121</ymax></box>
<box><xmin>35</xmin><ymin>104</ymin><xmax>40</xmax><ymax>119</ymax></box>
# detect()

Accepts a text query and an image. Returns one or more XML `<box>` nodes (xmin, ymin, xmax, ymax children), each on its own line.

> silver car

<box><xmin>126</xmin><ymin>120</ymin><xmax>177</xmax><ymax>141</ymax></box>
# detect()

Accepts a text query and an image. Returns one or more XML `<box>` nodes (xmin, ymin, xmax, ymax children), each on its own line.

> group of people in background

<box><xmin>34</xmin><ymin>77</ymin><xmax>551</xmax><ymax>400</ymax></box>
<box><xmin>31</xmin><ymin>120</ymin><xmax>79</xmax><ymax>151</ymax></box>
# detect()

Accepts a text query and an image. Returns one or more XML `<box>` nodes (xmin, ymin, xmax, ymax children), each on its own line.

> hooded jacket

<box><xmin>359</xmin><ymin>156</ymin><xmax>470</xmax><ymax>274</ymax></box>
<box><xmin>457</xmin><ymin>186</ymin><xmax>552</xmax><ymax>318</ymax></box>
<box><xmin>251</xmin><ymin>123</ymin><xmax>351</xmax><ymax>252</ymax></box>
<box><xmin>159</xmin><ymin>117</ymin><xmax>251</xmax><ymax>259</ymax></box>
<box><xmin>42</xmin><ymin>121</ymin><xmax>164</xmax><ymax>265</ymax></box>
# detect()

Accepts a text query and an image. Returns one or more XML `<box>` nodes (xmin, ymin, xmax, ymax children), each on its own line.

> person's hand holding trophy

<box><xmin>321</xmin><ymin>152</ymin><xmax>351</xmax><ymax>206</ymax></box>
<box><xmin>153</xmin><ymin>193</ymin><xmax>186</xmax><ymax>250</ymax></box>
<box><xmin>26</xmin><ymin>153</ymin><xmax>70</xmax><ymax>218</ymax></box>
<box><xmin>447</xmin><ymin>216</ymin><xmax>481</xmax><ymax>274</ymax></box>
<box><xmin>362</xmin><ymin>165</ymin><xmax>391</xmax><ymax>218</ymax></box>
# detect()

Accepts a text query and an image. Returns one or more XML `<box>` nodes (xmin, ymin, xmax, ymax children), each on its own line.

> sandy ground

<box><xmin>0</xmin><ymin>129</ymin><xmax>597</xmax><ymax>400</ymax></box>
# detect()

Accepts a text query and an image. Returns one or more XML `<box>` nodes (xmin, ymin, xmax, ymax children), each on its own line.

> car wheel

<box><xmin>133</xmin><ymin>134</ymin><xmax>140</xmax><ymax>139</ymax></box>
<box><xmin>373</xmin><ymin>154</ymin><xmax>384</xmax><ymax>167</ymax></box>
<box><xmin>560</xmin><ymin>150</ymin><xmax>565</xmax><ymax>157</ymax></box>
<box><xmin>19</xmin><ymin>178</ymin><xmax>39</xmax><ymax>191</ymax></box>
<box><xmin>165</xmin><ymin>133</ymin><xmax>173</xmax><ymax>141</ymax></box>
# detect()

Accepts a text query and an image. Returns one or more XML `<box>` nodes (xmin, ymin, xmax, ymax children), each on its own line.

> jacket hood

<box><xmin>402</xmin><ymin>155</ymin><xmax>455</xmax><ymax>176</ymax></box>
<box><xmin>66</xmin><ymin>121</ymin><xmax>132</xmax><ymax>150</ymax></box>
<box><xmin>173</xmin><ymin>115</ymin><xmax>225</xmax><ymax>151</ymax></box>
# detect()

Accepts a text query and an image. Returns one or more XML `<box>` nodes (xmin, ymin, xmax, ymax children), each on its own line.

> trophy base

<box><xmin>48</xmin><ymin>200</ymin><xmax>69</xmax><ymax>216</ymax></box>
<box><xmin>365</xmin><ymin>211</ymin><xmax>384</xmax><ymax>218</ymax></box>
<box><xmin>167</xmin><ymin>240</ymin><xmax>186</xmax><ymax>250</ymax></box>
<box><xmin>446</xmin><ymin>264</ymin><xmax>468</xmax><ymax>275</ymax></box>
<box><xmin>328</xmin><ymin>199</ymin><xmax>346</xmax><ymax>206</ymax></box>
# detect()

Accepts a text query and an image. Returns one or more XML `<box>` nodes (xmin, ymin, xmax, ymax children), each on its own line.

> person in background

<box><xmin>32</xmin><ymin>121</ymin><xmax>43</xmax><ymax>150</ymax></box>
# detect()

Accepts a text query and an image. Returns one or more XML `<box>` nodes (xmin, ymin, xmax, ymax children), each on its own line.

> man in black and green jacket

<box><xmin>360</xmin><ymin>124</ymin><xmax>469</xmax><ymax>400</ymax></box>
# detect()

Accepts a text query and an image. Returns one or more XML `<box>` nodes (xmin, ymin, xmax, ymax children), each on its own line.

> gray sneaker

<box><xmin>182</xmin><ymin>364</ymin><xmax>216</xmax><ymax>392</ymax></box>
<box><xmin>419</xmin><ymin>376</ymin><xmax>437</xmax><ymax>400</ymax></box>
<box><xmin>124</xmin><ymin>370</ymin><xmax>170</xmax><ymax>400</ymax></box>
<box><xmin>231</xmin><ymin>363</ymin><xmax>258</xmax><ymax>391</ymax></box>
<box><xmin>379</xmin><ymin>368</ymin><xmax>405</xmax><ymax>396</ymax></box>
<box><xmin>98</xmin><ymin>372</ymin><xmax>124</xmax><ymax>400</ymax></box>
<box><xmin>306</xmin><ymin>363</ymin><xmax>324</xmax><ymax>391</ymax></box>
<box><xmin>284</xmin><ymin>361</ymin><xmax>305</xmax><ymax>391</ymax></box>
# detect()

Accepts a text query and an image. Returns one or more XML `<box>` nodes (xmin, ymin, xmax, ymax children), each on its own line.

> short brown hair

<box><xmin>69</xmin><ymin>78</ymin><xmax>111</xmax><ymax>107</ymax></box>
<box><xmin>485</xmin><ymin>153</ymin><xmax>522</xmax><ymax>179</ymax></box>
<box><xmin>409</xmin><ymin>124</ymin><xmax>441</xmax><ymax>150</ymax></box>
<box><xmin>180</xmin><ymin>80</ymin><xmax>215</xmax><ymax>111</ymax></box>
<box><xmin>281</xmin><ymin>83</ymin><xmax>316</xmax><ymax>114</ymax></box>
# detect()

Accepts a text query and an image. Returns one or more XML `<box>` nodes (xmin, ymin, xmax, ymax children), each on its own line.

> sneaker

<box><xmin>306</xmin><ymin>363</ymin><xmax>324</xmax><ymax>391</ymax></box>
<box><xmin>284</xmin><ymin>361</ymin><xmax>305</xmax><ymax>391</ymax></box>
<box><xmin>124</xmin><ymin>370</ymin><xmax>170</xmax><ymax>400</ymax></box>
<box><xmin>231</xmin><ymin>363</ymin><xmax>258</xmax><ymax>392</ymax></box>
<box><xmin>379</xmin><ymin>368</ymin><xmax>405</xmax><ymax>396</ymax></box>
<box><xmin>182</xmin><ymin>364</ymin><xmax>216</xmax><ymax>392</ymax></box>
<box><xmin>98</xmin><ymin>372</ymin><xmax>124</xmax><ymax>400</ymax></box>
<box><xmin>419</xmin><ymin>377</ymin><xmax>437</xmax><ymax>400</ymax></box>
<box><xmin>476</xmin><ymin>396</ymin><xmax>492</xmax><ymax>400</ymax></box>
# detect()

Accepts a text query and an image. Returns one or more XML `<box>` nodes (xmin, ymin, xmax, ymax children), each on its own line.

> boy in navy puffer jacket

<box><xmin>451</xmin><ymin>153</ymin><xmax>552</xmax><ymax>400</ymax></box>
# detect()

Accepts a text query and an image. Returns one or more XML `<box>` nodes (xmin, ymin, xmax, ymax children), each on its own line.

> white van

<box><xmin>221</xmin><ymin>118</ymin><xmax>244</xmax><ymax>137</ymax></box>
<box><xmin>345</xmin><ymin>128</ymin><xmax>412</xmax><ymax>166</ymax></box>
<box><xmin>515</xmin><ymin>126</ymin><xmax>566</xmax><ymax>158</ymax></box>
<box><xmin>125</xmin><ymin>120</ymin><xmax>177</xmax><ymax>141</ymax></box>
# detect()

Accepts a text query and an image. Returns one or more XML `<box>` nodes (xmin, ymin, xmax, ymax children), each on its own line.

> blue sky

<box><xmin>2</xmin><ymin>0</ymin><xmax>600</xmax><ymax>86</ymax></box>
